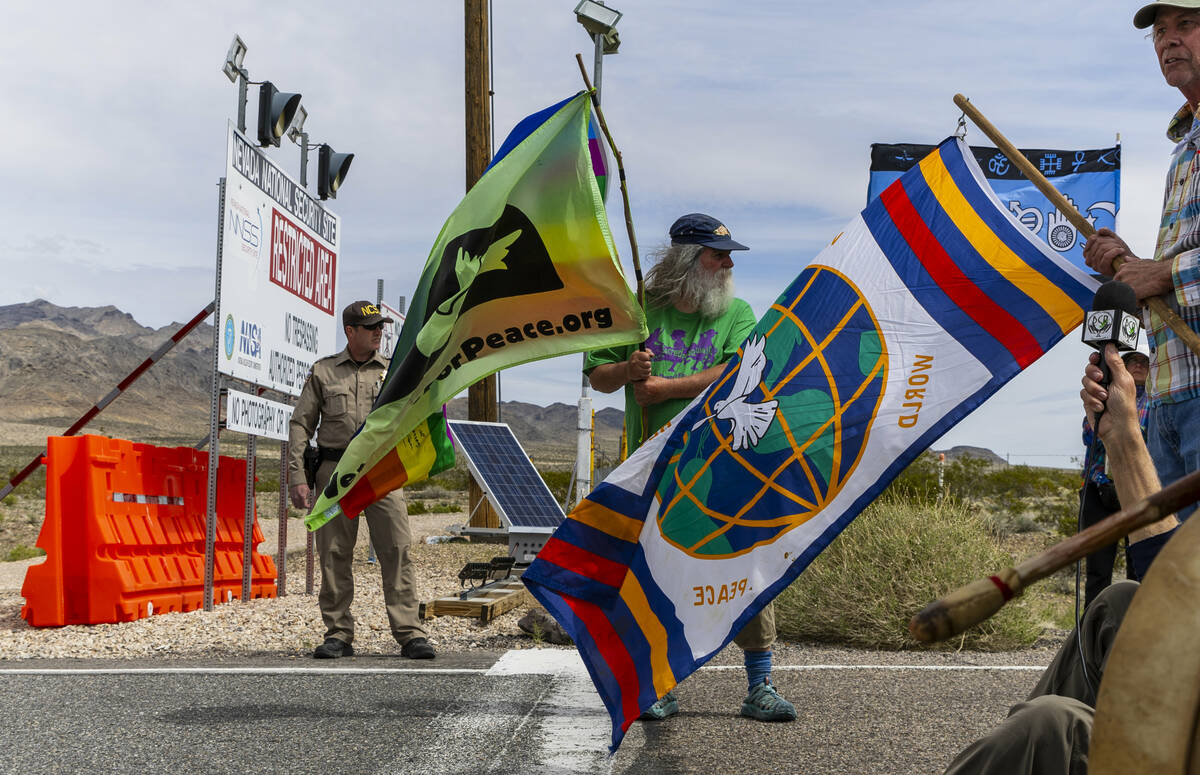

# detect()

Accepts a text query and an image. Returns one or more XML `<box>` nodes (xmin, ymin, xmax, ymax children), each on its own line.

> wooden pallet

<box><xmin>419</xmin><ymin>578</ymin><xmax>530</xmax><ymax>623</ymax></box>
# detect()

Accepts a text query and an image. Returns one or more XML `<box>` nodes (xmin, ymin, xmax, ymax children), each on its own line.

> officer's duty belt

<box><xmin>318</xmin><ymin>446</ymin><xmax>346</xmax><ymax>462</ymax></box>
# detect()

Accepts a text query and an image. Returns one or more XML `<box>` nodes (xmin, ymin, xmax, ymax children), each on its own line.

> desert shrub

<box><xmin>6</xmin><ymin>545</ymin><xmax>45</xmax><ymax>562</ymax></box>
<box><xmin>886</xmin><ymin>454</ymin><xmax>1081</xmax><ymax>537</ymax></box>
<box><xmin>774</xmin><ymin>491</ymin><xmax>1041</xmax><ymax>650</ymax></box>
<box><xmin>411</xmin><ymin>463</ymin><xmax>470</xmax><ymax>492</ymax></box>
<box><xmin>407</xmin><ymin>501</ymin><xmax>428</xmax><ymax>515</ymax></box>
<box><xmin>255</xmin><ymin>473</ymin><xmax>280</xmax><ymax>492</ymax></box>
<box><xmin>408</xmin><ymin>485</ymin><xmax>455</xmax><ymax>501</ymax></box>
<box><xmin>538</xmin><ymin>468</ymin><xmax>572</xmax><ymax>504</ymax></box>
<box><xmin>944</xmin><ymin>456</ymin><xmax>991</xmax><ymax>497</ymax></box>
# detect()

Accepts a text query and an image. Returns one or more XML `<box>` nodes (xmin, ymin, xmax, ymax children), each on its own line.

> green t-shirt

<box><xmin>584</xmin><ymin>298</ymin><xmax>757</xmax><ymax>452</ymax></box>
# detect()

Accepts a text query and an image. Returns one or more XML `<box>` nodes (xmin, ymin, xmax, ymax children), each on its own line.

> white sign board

<box><xmin>377</xmin><ymin>301</ymin><xmax>406</xmax><ymax>360</ymax></box>
<box><xmin>225</xmin><ymin>388</ymin><xmax>294</xmax><ymax>441</ymax></box>
<box><xmin>218</xmin><ymin>122</ymin><xmax>340</xmax><ymax>396</ymax></box>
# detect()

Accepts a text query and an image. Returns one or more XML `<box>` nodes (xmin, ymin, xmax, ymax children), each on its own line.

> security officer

<box><xmin>288</xmin><ymin>300</ymin><xmax>434</xmax><ymax>660</ymax></box>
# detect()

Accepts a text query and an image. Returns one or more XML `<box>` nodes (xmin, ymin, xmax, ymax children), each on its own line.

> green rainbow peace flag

<box><xmin>307</xmin><ymin>92</ymin><xmax>646</xmax><ymax>529</ymax></box>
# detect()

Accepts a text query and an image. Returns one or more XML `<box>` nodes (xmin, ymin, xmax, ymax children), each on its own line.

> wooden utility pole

<box><xmin>464</xmin><ymin>0</ymin><xmax>499</xmax><ymax>529</ymax></box>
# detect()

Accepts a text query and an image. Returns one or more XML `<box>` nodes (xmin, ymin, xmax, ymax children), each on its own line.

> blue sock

<box><xmin>743</xmin><ymin>649</ymin><xmax>772</xmax><ymax>690</ymax></box>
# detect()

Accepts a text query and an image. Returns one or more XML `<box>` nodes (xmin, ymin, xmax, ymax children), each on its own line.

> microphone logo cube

<box><xmin>1082</xmin><ymin>308</ymin><xmax>1141</xmax><ymax>351</ymax></box>
<box><xmin>1086</xmin><ymin>310</ymin><xmax>1112</xmax><ymax>339</ymax></box>
<box><xmin>1119</xmin><ymin>315</ymin><xmax>1140</xmax><ymax>349</ymax></box>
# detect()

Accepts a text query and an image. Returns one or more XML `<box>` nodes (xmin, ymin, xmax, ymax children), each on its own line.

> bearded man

<box><xmin>584</xmin><ymin>213</ymin><xmax>796</xmax><ymax>723</ymax></box>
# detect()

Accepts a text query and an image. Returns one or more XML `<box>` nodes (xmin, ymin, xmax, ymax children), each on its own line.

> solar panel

<box><xmin>447</xmin><ymin>420</ymin><xmax>565</xmax><ymax>532</ymax></box>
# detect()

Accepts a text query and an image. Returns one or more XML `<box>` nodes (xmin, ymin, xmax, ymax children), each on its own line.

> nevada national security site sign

<box><xmin>218</xmin><ymin>122</ymin><xmax>340</xmax><ymax>396</ymax></box>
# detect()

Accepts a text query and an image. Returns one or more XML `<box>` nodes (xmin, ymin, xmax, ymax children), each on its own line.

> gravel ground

<box><xmin>0</xmin><ymin>511</ymin><xmax>546</xmax><ymax>660</ymax></box>
<box><xmin>0</xmin><ymin>509</ymin><xmax>1064</xmax><ymax>667</ymax></box>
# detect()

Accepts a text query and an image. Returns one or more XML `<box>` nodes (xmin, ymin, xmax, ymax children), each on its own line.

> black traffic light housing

<box><xmin>257</xmin><ymin>81</ymin><xmax>302</xmax><ymax>147</ymax></box>
<box><xmin>318</xmin><ymin>144</ymin><xmax>354</xmax><ymax>200</ymax></box>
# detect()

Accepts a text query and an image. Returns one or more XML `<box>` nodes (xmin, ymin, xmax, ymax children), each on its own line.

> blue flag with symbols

<box><xmin>868</xmin><ymin>142</ymin><xmax>1120</xmax><ymax>274</ymax></box>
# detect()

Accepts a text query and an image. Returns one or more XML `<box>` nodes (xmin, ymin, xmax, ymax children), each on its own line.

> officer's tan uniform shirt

<box><xmin>288</xmin><ymin>347</ymin><xmax>388</xmax><ymax>480</ymax></box>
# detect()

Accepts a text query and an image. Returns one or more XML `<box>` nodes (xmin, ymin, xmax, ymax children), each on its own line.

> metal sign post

<box><xmin>277</xmin><ymin>431</ymin><xmax>289</xmax><ymax>595</ymax></box>
<box><xmin>241</xmin><ymin>434</ymin><xmax>257</xmax><ymax>601</ymax></box>
<box><xmin>204</xmin><ymin>178</ymin><xmax>228</xmax><ymax>612</ymax></box>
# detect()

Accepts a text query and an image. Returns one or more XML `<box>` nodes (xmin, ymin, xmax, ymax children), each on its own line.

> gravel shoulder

<box><xmin>0</xmin><ymin>511</ymin><xmax>542</xmax><ymax>660</ymax></box>
<box><xmin>0</xmin><ymin>510</ymin><xmax>1062</xmax><ymax>668</ymax></box>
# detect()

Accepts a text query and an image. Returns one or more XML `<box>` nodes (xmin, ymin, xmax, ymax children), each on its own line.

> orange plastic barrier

<box><xmin>21</xmin><ymin>435</ymin><xmax>277</xmax><ymax>627</ymax></box>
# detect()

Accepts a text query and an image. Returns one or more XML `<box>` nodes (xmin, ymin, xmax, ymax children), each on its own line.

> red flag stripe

<box><xmin>538</xmin><ymin>536</ymin><xmax>629</xmax><ymax>588</ymax></box>
<box><xmin>562</xmin><ymin>594</ymin><xmax>643</xmax><ymax>731</ymax></box>
<box><xmin>880</xmin><ymin>182</ymin><xmax>1042</xmax><ymax>369</ymax></box>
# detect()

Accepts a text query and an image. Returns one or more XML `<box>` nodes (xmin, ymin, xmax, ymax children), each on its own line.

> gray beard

<box><xmin>680</xmin><ymin>267</ymin><xmax>734</xmax><ymax>318</ymax></box>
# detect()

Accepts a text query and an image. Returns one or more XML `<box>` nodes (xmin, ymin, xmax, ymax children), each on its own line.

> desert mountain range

<box><xmin>0</xmin><ymin>300</ymin><xmax>625</xmax><ymax>460</ymax></box>
<box><xmin>0</xmin><ymin>299</ymin><xmax>1002</xmax><ymax>466</ymax></box>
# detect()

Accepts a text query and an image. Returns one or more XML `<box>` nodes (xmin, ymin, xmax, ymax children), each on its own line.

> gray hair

<box><xmin>643</xmin><ymin>243</ymin><xmax>733</xmax><ymax>318</ymax></box>
<box><xmin>644</xmin><ymin>243</ymin><xmax>703</xmax><ymax>306</ymax></box>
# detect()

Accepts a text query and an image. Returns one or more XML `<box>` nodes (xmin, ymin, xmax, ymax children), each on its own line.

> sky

<box><xmin>0</xmin><ymin>1</ymin><xmax>1185</xmax><ymax>467</ymax></box>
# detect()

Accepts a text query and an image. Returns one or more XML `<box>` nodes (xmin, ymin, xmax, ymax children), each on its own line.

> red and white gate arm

<box><xmin>0</xmin><ymin>300</ymin><xmax>216</xmax><ymax>500</ymax></box>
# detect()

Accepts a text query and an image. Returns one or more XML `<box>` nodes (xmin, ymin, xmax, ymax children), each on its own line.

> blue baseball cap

<box><xmin>669</xmin><ymin>213</ymin><xmax>749</xmax><ymax>251</ymax></box>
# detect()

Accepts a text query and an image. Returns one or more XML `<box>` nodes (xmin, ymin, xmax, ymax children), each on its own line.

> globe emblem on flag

<box><xmin>656</xmin><ymin>265</ymin><xmax>888</xmax><ymax>559</ymax></box>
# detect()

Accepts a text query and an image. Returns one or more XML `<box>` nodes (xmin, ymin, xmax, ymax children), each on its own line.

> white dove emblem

<box><xmin>692</xmin><ymin>335</ymin><xmax>778</xmax><ymax>450</ymax></box>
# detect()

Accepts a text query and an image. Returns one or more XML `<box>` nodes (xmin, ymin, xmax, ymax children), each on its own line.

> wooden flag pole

<box><xmin>576</xmin><ymin>54</ymin><xmax>651</xmax><ymax>445</ymax></box>
<box><xmin>953</xmin><ymin>93</ymin><xmax>1200</xmax><ymax>358</ymax></box>
<box><xmin>576</xmin><ymin>55</ymin><xmax>643</xmax><ymax>307</ymax></box>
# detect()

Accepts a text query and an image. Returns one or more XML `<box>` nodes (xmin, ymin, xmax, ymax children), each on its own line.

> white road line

<box><xmin>701</xmin><ymin>664</ymin><xmax>1048</xmax><ymax>672</ymax></box>
<box><xmin>0</xmin><ymin>664</ymin><xmax>1047</xmax><ymax>676</ymax></box>
<box><xmin>486</xmin><ymin>648</ymin><xmax>586</xmax><ymax>676</ymax></box>
<box><xmin>0</xmin><ymin>667</ymin><xmax>489</xmax><ymax>675</ymax></box>
<box><xmin>0</xmin><ymin>654</ymin><xmax>1048</xmax><ymax>677</ymax></box>
<box><xmin>489</xmin><ymin>649</ymin><xmax>613</xmax><ymax>774</ymax></box>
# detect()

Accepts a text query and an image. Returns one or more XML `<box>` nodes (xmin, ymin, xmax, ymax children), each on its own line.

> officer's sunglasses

<box><xmin>359</xmin><ymin>322</ymin><xmax>385</xmax><ymax>331</ymax></box>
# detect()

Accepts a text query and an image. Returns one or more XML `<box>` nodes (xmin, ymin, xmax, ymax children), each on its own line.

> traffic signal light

<box><xmin>318</xmin><ymin>144</ymin><xmax>354</xmax><ymax>200</ymax></box>
<box><xmin>257</xmin><ymin>81</ymin><xmax>302</xmax><ymax>147</ymax></box>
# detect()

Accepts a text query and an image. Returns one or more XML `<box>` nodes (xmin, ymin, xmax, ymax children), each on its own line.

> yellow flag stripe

<box><xmin>619</xmin><ymin>573</ymin><xmax>676</xmax><ymax>697</ymax></box>
<box><xmin>569</xmin><ymin>500</ymin><xmax>643</xmax><ymax>544</ymax></box>
<box><xmin>918</xmin><ymin>151</ymin><xmax>1078</xmax><ymax>334</ymax></box>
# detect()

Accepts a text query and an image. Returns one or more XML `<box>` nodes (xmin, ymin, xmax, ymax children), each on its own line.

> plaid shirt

<box><xmin>1148</xmin><ymin>104</ymin><xmax>1200</xmax><ymax>406</ymax></box>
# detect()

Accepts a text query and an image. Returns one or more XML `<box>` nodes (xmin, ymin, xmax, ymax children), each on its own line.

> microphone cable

<box><xmin>1073</xmin><ymin>425</ymin><xmax>1104</xmax><ymax>700</ymax></box>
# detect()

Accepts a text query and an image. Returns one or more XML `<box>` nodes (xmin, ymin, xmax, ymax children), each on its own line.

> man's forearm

<box><xmin>587</xmin><ymin>362</ymin><xmax>629</xmax><ymax>393</ymax></box>
<box><xmin>661</xmin><ymin>363</ymin><xmax>728</xmax><ymax>401</ymax></box>
<box><xmin>1105</xmin><ymin>423</ymin><xmax>1178</xmax><ymax>543</ymax></box>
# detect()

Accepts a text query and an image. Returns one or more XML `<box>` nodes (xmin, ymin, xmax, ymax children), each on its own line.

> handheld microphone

<box><xmin>1082</xmin><ymin>281</ymin><xmax>1140</xmax><ymax>389</ymax></box>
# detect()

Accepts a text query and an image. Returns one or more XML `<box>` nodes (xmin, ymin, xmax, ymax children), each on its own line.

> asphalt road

<box><xmin>0</xmin><ymin>648</ymin><xmax>1047</xmax><ymax>775</ymax></box>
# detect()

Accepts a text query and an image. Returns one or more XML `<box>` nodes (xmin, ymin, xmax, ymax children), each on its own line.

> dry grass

<box><xmin>775</xmin><ymin>492</ymin><xmax>1045</xmax><ymax>651</ymax></box>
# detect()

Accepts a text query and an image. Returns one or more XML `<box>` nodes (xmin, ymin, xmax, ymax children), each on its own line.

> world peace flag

<box><xmin>307</xmin><ymin>92</ymin><xmax>646</xmax><ymax>529</ymax></box>
<box><xmin>522</xmin><ymin>137</ymin><xmax>1099</xmax><ymax>750</ymax></box>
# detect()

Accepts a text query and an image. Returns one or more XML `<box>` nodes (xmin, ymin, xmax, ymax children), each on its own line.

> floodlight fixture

<box><xmin>602</xmin><ymin>28</ymin><xmax>621</xmax><ymax>54</ymax></box>
<box><xmin>574</xmin><ymin>1</ymin><xmax>621</xmax><ymax>36</ymax></box>
<box><xmin>222</xmin><ymin>35</ymin><xmax>248</xmax><ymax>83</ymax></box>
<box><xmin>257</xmin><ymin>81</ymin><xmax>302</xmax><ymax>147</ymax></box>
<box><xmin>286</xmin><ymin>105</ymin><xmax>308</xmax><ymax>144</ymax></box>
<box><xmin>317</xmin><ymin>144</ymin><xmax>354</xmax><ymax>200</ymax></box>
